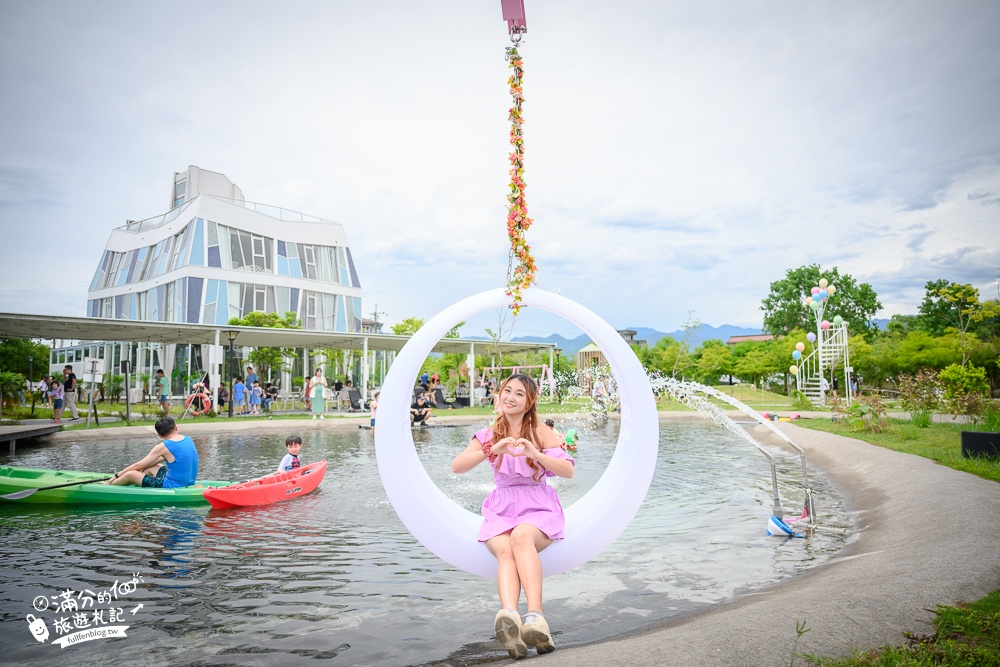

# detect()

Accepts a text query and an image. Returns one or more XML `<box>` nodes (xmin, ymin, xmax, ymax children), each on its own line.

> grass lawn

<box><xmin>800</xmin><ymin>418</ymin><xmax>1000</xmax><ymax>485</ymax></box>
<box><xmin>796</xmin><ymin>417</ymin><xmax>1000</xmax><ymax>665</ymax></box>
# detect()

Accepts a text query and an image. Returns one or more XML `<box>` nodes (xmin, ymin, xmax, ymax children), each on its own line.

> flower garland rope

<box><xmin>505</xmin><ymin>46</ymin><xmax>536</xmax><ymax>315</ymax></box>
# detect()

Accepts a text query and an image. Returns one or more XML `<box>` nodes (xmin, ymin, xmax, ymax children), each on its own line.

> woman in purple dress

<box><xmin>451</xmin><ymin>373</ymin><xmax>574</xmax><ymax>660</ymax></box>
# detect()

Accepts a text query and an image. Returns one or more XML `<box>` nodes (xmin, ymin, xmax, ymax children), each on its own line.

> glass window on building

<box><xmin>174</xmin><ymin>179</ymin><xmax>186</xmax><ymax>208</ymax></box>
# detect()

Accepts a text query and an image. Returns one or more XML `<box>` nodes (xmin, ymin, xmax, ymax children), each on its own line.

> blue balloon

<box><xmin>792</xmin><ymin>350</ymin><xmax>802</xmax><ymax>360</ymax></box>
<box><xmin>817</xmin><ymin>290</ymin><xmax>828</xmax><ymax>301</ymax></box>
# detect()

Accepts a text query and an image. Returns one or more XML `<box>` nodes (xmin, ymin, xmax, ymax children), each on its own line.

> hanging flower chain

<box><xmin>504</xmin><ymin>47</ymin><xmax>536</xmax><ymax>315</ymax></box>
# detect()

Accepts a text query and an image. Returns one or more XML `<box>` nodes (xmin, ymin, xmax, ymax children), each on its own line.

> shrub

<box><xmin>938</xmin><ymin>364</ymin><xmax>990</xmax><ymax>421</ymax></box>
<box><xmin>791</xmin><ymin>390</ymin><xmax>813</xmax><ymax>411</ymax></box>
<box><xmin>847</xmin><ymin>393</ymin><xmax>889</xmax><ymax>433</ymax></box>
<box><xmin>897</xmin><ymin>369</ymin><xmax>941</xmax><ymax>415</ymax></box>
<box><xmin>910</xmin><ymin>409</ymin><xmax>933</xmax><ymax>428</ymax></box>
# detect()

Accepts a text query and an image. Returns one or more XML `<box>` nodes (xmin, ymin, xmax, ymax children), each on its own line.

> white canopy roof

<box><xmin>0</xmin><ymin>312</ymin><xmax>552</xmax><ymax>355</ymax></box>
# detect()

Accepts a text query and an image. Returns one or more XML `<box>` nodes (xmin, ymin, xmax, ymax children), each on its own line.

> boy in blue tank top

<box><xmin>103</xmin><ymin>417</ymin><xmax>199</xmax><ymax>488</ymax></box>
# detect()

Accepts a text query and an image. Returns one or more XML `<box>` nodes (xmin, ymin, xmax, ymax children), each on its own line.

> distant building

<box><xmin>726</xmin><ymin>334</ymin><xmax>774</xmax><ymax>345</ymax></box>
<box><xmin>617</xmin><ymin>329</ymin><xmax>647</xmax><ymax>347</ymax></box>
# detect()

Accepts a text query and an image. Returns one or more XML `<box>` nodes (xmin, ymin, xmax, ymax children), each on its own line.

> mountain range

<box><xmin>501</xmin><ymin>324</ymin><xmax>765</xmax><ymax>356</ymax></box>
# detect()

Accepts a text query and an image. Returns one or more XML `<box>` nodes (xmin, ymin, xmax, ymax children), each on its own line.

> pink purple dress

<box><xmin>474</xmin><ymin>426</ymin><xmax>575</xmax><ymax>542</ymax></box>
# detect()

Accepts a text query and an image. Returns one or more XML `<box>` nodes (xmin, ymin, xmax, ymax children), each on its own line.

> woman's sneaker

<box><xmin>521</xmin><ymin>612</ymin><xmax>555</xmax><ymax>654</ymax></box>
<box><xmin>494</xmin><ymin>609</ymin><xmax>528</xmax><ymax>660</ymax></box>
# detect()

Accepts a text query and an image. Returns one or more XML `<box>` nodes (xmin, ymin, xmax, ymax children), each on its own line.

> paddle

<box><xmin>1</xmin><ymin>476</ymin><xmax>114</xmax><ymax>501</ymax></box>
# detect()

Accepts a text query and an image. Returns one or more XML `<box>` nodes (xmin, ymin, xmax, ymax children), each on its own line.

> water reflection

<box><xmin>0</xmin><ymin>421</ymin><xmax>848</xmax><ymax>666</ymax></box>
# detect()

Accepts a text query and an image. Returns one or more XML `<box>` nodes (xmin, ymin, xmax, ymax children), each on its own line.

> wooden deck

<box><xmin>0</xmin><ymin>423</ymin><xmax>62</xmax><ymax>455</ymax></box>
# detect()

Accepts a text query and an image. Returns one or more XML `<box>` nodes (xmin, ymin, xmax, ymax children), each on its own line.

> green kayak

<box><xmin>0</xmin><ymin>466</ymin><xmax>233</xmax><ymax>506</ymax></box>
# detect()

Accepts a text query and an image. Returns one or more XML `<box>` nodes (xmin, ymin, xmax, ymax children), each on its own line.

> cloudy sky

<box><xmin>1</xmin><ymin>0</ymin><xmax>998</xmax><ymax>339</ymax></box>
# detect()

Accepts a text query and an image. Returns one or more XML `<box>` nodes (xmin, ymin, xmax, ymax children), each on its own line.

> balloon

<box><xmin>807</xmin><ymin>332</ymin><xmax>817</xmax><ymax>342</ymax></box>
<box><xmin>817</xmin><ymin>290</ymin><xmax>828</xmax><ymax>301</ymax></box>
<box><xmin>805</xmin><ymin>297</ymin><xmax>813</xmax><ymax>306</ymax></box>
<box><xmin>789</xmin><ymin>365</ymin><xmax>798</xmax><ymax>375</ymax></box>
<box><xmin>376</xmin><ymin>288</ymin><xmax>658</xmax><ymax>578</ymax></box>
<box><xmin>792</xmin><ymin>350</ymin><xmax>802</xmax><ymax>360</ymax></box>
<box><xmin>810</xmin><ymin>300</ymin><xmax>820</xmax><ymax>310</ymax></box>
<box><xmin>819</xmin><ymin>278</ymin><xmax>828</xmax><ymax>288</ymax></box>
<box><xmin>795</xmin><ymin>342</ymin><xmax>805</xmax><ymax>352</ymax></box>
<box><xmin>833</xmin><ymin>315</ymin><xmax>843</xmax><ymax>325</ymax></box>
<box><xmin>826</xmin><ymin>285</ymin><xmax>836</xmax><ymax>295</ymax></box>
<box><xmin>821</xmin><ymin>320</ymin><xmax>831</xmax><ymax>330</ymax></box>
<box><xmin>810</xmin><ymin>287</ymin><xmax>820</xmax><ymax>295</ymax></box>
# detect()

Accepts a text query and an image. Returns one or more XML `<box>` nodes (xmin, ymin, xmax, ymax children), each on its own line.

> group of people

<box><xmin>102</xmin><ymin>417</ymin><xmax>309</xmax><ymax>490</ymax></box>
<box><xmin>228</xmin><ymin>368</ymin><xmax>278</xmax><ymax>415</ymax></box>
<box><xmin>41</xmin><ymin>365</ymin><xmax>80</xmax><ymax>424</ymax></box>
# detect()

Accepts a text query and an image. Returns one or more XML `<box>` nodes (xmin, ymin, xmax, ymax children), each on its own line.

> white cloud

<box><xmin>1</xmin><ymin>0</ymin><xmax>998</xmax><ymax>337</ymax></box>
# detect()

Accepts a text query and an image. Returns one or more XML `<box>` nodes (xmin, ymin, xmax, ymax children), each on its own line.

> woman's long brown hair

<box><xmin>491</xmin><ymin>373</ymin><xmax>546</xmax><ymax>481</ymax></box>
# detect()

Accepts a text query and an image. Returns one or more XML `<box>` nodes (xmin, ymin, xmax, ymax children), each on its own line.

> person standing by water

<box><xmin>49</xmin><ymin>380</ymin><xmax>64</xmax><ymax>424</ymax></box>
<box><xmin>62</xmin><ymin>365</ymin><xmax>80</xmax><ymax>421</ymax></box>
<box><xmin>155</xmin><ymin>369</ymin><xmax>169</xmax><ymax>416</ymax></box>
<box><xmin>451</xmin><ymin>373</ymin><xmax>575</xmax><ymax>660</ymax></box>
<box><xmin>369</xmin><ymin>390</ymin><xmax>379</xmax><ymax>436</ymax></box>
<box><xmin>308</xmin><ymin>368</ymin><xmax>327</xmax><ymax>420</ymax></box>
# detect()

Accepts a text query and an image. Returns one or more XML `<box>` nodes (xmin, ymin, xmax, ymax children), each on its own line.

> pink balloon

<box><xmin>821</xmin><ymin>320</ymin><xmax>831</xmax><ymax>330</ymax></box>
<box><xmin>811</xmin><ymin>287</ymin><xmax>820</xmax><ymax>295</ymax></box>
<box><xmin>795</xmin><ymin>342</ymin><xmax>805</xmax><ymax>352</ymax></box>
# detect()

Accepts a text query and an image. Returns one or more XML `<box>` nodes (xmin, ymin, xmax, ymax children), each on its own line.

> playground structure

<box><xmin>792</xmin><ymin>280</ymin><xmax>853</xmax><ymax>407</ymax></box>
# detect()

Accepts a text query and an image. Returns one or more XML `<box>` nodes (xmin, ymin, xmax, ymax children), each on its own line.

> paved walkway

<box><xmin>539</xmin><ymin>422</ymin><xmax>1000</xmax><ymax>666</ymax></box>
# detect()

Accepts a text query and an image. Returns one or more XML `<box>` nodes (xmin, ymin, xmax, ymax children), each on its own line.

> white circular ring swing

<box><xmin>375</xmin><ymin>288</ymin><xmax>659</xmax><ymax>578</ymax></box>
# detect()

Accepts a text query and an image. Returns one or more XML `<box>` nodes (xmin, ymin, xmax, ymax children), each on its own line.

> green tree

<box><xmin>694</xmin><ymin>340</ymin><xmax>733</xmax><ymax>384</ymax></box>
<box><xmin>0</xmin><ymin>338</ymin><xmax>51</xmax><ymax>378</ymax></box>
<box><xmin>0</xmin><ymin>370</ymin><xmax>25</xmax><ymax>411</ymax></box>
<box><xmin>917</xmin><ymin>281</ymin><xmax>1000</xmax><ymax>365</ymax></box>
<box><xmin>228</xmin><ymin>311</ymin><xmax>302</xmax><ymax>380</ymax></box>
<box><xmin>733</xmin><ymin>347</ymin><xmax>775</xmax><ymax>385</ymax></box>
<box><xmin>391</xmin><ymin>317</ymin><xmax>424</xmax><ymax>336</ymax></box>
<box><xmin>761</xmin><ymin>265</ymin><xmax>883</xmax><ymax>340</ymax></box>
<box><xmin>641</xmin><ymin>336</ymin><xmax>692</xmax><ymax>378</ymax></box>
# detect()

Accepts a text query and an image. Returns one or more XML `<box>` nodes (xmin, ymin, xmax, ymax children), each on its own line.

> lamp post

<box><xmin>225</xmin><ymin>331</ymin><xmax>239</xmax><ymax>418</ymax></box>
<box><xmin>553</xmin><ymin>347</ymin><xmax>562</xmax><ymax>404</ymax></box>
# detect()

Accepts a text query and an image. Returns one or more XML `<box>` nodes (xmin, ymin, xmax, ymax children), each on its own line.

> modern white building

<box><xmin>70</xmin><ymin>166</ymin><xmax>365</xmax><ymax>397</ymax></box>
<box><xmin>87</xmin><ymin>166</ymin><xmax>362</xmax><ymax>332</ymax></box>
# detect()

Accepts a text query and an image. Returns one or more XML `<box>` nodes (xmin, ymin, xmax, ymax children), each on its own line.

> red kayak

<box><xmin>203</xmin><ymin>460</ymin><xmax>327</xmax><ymax>509</ymax></box>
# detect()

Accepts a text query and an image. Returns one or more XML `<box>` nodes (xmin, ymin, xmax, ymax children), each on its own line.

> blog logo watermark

<box><xmin>26</xmin><ymin>574</ymin><xmax>144</xmax><ymax>649</ymax></box>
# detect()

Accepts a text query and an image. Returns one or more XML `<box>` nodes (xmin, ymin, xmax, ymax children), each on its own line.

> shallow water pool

<box><xmin>0</xmin><ymin>420</ymin><xmax>849</xmax><ymax>665</ymax></box>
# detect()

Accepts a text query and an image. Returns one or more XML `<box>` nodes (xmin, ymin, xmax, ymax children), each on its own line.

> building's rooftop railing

<box><xmin>120</xmin><ymin>199</ymin><xmax>195</xmax><ymax>232</ymax></box>
<box><xmin>204</xmin><ymin>195</ymin><xmax>336</xmax><ymax>224</ymax></box>
<box><xmin>117</xmin><ymin>195</ymin><xmax>337</xmax><ymax>232</ymax></box>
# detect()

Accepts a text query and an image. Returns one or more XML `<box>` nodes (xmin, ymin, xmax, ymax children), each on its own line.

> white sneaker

<box><xmin>312</xmin><ymin>415</ymin><xmax>317</xmax><ymax>420</ymax></box>
<box><xmin>494</xmin><ymin>609</ymin><xmax>527</xmax><ymax>660</ymax></box>
<box><xmin>320</xmin><ymin>415</ymin><xmax>325</xmax><ymax>420</ymax></box>
<box><xmin>521</xmin><ymin>612</ymin><xmax>555</xmax><ymax>654</ymax></box>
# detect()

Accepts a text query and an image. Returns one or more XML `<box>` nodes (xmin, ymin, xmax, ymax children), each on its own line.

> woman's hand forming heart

<box><xmin>491</xmin><ymin>437</ymin><xmax>517</xmax><ymax>456</ymax></box>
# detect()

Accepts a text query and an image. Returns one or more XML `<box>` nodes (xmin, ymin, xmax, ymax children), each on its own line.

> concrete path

<box><xmin>538</xmin><ymin>423</ymin><xmax>1000</xmax><ymax>666</ymax></box>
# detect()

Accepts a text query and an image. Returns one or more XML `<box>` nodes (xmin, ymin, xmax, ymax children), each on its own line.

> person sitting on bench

<box><xmin>410</xmin><ymin>394</ymin><xmax>433</xmax><ymax>426</ymax></box>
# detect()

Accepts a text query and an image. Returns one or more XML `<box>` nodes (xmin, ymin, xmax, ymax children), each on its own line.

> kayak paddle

<box><xmin>1</xmin><ymin>476</ymin><xmax>114</xmax><ymax>501</ymax></box>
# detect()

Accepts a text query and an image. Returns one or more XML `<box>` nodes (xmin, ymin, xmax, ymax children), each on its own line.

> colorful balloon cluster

<box><xmin>804</xmin><ymin>277</ymin><xmax>836</xmax><ymax>312</ymax></box>
<box><xmin>791</xmin><ymin>278</ymin><xmax>837</xmax><ymax>375</ymax></box>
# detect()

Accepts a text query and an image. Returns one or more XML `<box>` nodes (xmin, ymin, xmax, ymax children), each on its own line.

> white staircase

<box><xmin>796</xmin><ymin>322</ymin><xmax>849</xmax><ymax>406</ymax></box>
